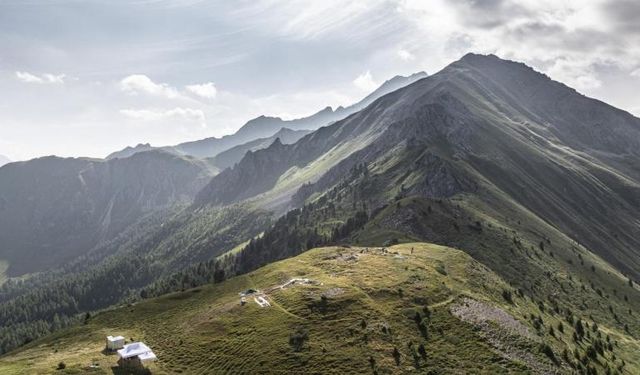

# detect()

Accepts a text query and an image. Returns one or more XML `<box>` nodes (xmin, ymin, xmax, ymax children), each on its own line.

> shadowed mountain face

<box><xmin>0</xmin><ymin>151</ymin><xmax>216</xmax><ymax>276</ymax></box>
<box><xmin>197</xmin><ymin>53</ymin><xmax>640</xmax><ymax>278</ymax></box>
<box><xmin>209</xmin><ymin>128</ymin><xmax>311</xmax><ymax>170</ymax></box>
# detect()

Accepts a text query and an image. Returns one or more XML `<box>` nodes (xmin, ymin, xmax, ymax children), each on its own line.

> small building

<box><xmin>106</xmin><ymin>335</ymin><xmax>125</xmax><ymax>351</ymax></box>
<box><xmin>117</xmin><ymin>342</ymin><xmax>157</xmax><ymax>370</ymax></box>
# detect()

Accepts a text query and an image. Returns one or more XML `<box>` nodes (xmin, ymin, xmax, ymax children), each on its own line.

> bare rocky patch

<box><xmin>451</xmin><ymin>297</ymin><xmax>560</xmax><ymax>374</ymax></box>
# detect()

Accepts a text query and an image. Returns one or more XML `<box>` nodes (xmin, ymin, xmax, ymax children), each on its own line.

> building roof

<box><xmin>138</xmin><ymin>351</ymin><xmax>157</xmax><ymax>361</ymax></box>
<box><xmin>117</xmin><ymin>342</ymin><xmax>156</xmax><ymax>361</ymax></box>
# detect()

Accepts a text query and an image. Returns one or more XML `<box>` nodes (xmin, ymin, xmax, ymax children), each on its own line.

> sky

<box><xmin>1</xmin><ymin>0</ymin><xmax>640</xmax><ymax>161</ymax></box>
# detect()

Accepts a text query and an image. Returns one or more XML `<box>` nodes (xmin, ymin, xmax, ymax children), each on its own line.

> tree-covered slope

<box><xmin>0</xmin><ymin>201</ymin><xmax>270</xmax><ymax>354</ymax></box>
<box><xmin>0</xmin><ymin>150</ymin><xmax>217</xmax><ymax>276</ymax></box>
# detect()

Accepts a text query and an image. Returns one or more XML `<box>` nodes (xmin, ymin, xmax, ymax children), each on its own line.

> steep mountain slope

<box><xmin>209</xmin><ymin>128</ymin><xmax>311</xmax><ymax>170</ymax></box>
<box><xmin>197</xmin><ymin>54</ymin><xmax>640</xmax><ymax>279</ymax></box>
<box><xmin>107</xmin><ymin>72</ymin><xmax>427</xmax><ymax>160</ymax></box>
<box><xmin>2</xmin><ymin>54</ymin><xmax>640</xmax><ymax>375</ymax></box>
<box><xmin>182</xmin><ymin>54</ymin><xmax>640</xmax><ymax>373</ymax></box>
<box><xmin>6</xmin><ymin>243</ymin><xmax>636</xmax><ymax>375</ymax></box>
<box><xmin>0</xmin><ymin>151</ymin><xmax>217</xmax><ymax>276</ymax></box>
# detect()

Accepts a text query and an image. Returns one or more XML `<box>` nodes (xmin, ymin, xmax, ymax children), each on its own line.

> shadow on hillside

<box><xmin>101</xmin><ymin>348</ymin><xmax>118</xmax><ymax>356</ymax></box>
<box><xmin>111</xmin><ymin>366</ymin><xmax>152</xmax><ymax>375</ymax></box>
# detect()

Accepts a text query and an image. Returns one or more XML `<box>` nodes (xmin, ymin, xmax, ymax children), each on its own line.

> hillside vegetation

<box><xmin>4</xmin><ymin>243</ymin><xmax>637</xmax><ymax>374</ymax></box>
<box><xmin>0</xmin><ymin>151</ymin><xmax>216</xmax><ymax>276</ymax></box>
<box><xmin>1</xmin><ymin>54</ymin><xmax>640</xmax><ymax>375</ymax></box>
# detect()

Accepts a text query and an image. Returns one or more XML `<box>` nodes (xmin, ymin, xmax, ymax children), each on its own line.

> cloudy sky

<box><xmin>1</xmin><ymin>0</ymin><xmax>639</xmax><ymax>160</ymax></box>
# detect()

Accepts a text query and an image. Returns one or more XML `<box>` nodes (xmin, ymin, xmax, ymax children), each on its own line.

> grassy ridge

<box><xmin>0</xmin><ymin>243</ymin><xmax>569</xmax><ymax>374</ymax></box>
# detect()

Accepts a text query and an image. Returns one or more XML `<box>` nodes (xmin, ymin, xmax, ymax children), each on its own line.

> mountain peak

<box><xmin>379</xmin><ymin>71</ymin><xmax>428</xmax><ymax>89</ymax></box>
<box><xmin>453</xmin><ymin>52</ymin><xmax>545</xmax><ymax>80</ymax></box>
<box><xmin>318</xmin><ymin>106</ymin><xmax>333</xmax><ymax>113</ymax></box>
<box><xmin>270</xmin><ymin>137</ymin><xmax>283</xmax><ymax>147</ymax></box>
<box><xmin>459</xmin><ymin>52</ymin><xmax>499</xmax><ymax>62</ymax></box>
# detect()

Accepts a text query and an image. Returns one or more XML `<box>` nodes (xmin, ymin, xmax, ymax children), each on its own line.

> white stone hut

<box><xmin>106</xmin><ymin>335</ymin><xmax>125</xmax><ymax>351</ymax></box>
<box><xmin>117</xmin><ymin>342</ymin><xmax>157</xmax><ymax>370</ymax></box>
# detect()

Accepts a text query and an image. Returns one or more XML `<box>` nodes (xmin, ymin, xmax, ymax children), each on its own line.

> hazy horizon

<box><xmin>2</xmin><ymin>0</ymin><xmax>639</xmax><ymax>161</ymax></box>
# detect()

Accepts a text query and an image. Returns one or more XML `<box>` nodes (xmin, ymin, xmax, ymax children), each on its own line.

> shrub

<box><xmin>418</xmin><ymin>322</ymin><xmax>429</xmax><ymax>338</ymax></box>
<box><xmin>57</xmin><ymin>362</ymin><xmax>66</xmax><ymax>370</ymax></box>
<box><xmin>540</xmin><ymin>343</ymin><xmax>558</xmax><ymax>364</ymax></box>
<box><xmin>575</xmin><ymin>319</ymin><xmax>585</xmax><ymax>338</ymax></box>
<box><xmin>422</xmin><ymin>306</ymin><xmax>431</xmax><ymax>319</ymax></box>
<box><xmin>289</xmin><ymin>327</ymin><xmax>309</xmax><ymax>352</ymax></box>
<box><xmin>418</xmin><ymin>343</ymin><xmax>427</xmax><ymax>359</ymax></box>
<box><xmin>502</xmin><ymin>290</ymin><xmax>514</xmax><ymax>304</ymax></box>
<box><xmin>393</xmin><ymin>347</ymin><xmax>401</xmax><ymax>365</ymax></box>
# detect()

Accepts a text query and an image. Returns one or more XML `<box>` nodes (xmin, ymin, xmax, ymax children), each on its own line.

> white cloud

<box><xmin>353</xmin><ymin>71</ymin><xmax>377</xmax><ymax>92</ymax></box>
<box><xmin>16</xmin><ymin>71</ymin><xmax>43</xmax><ymax>83</ymax></box>
<box><xmin>42</xmin><ymin>73</ymin><xmax>65</xmax><ymax>84</ymax></box>
<box><xmin>119</xmin><ymin>107</ymin><xmax>206</xmax><ymax>125</ymax></box>
<box><xmin>397</xmin><ymin>49</ymin><xmax>415</xmax><ymax>61</ymax></box>
<box><xmin>15</xmin><ymin>71</ymin><xmax>65</xmax><ymax>84</ymax></box>
<box><xmin>547</xmin><ymin>58</ymin><xmax>602</xmax><ymax>91</ymax></box>
<box><xmin>119</xmin><ymin>74</ymin><xmax>179</xmax><ymax>98</ymax></box>
<box><xmin>185</xmin><ymin>82</ymin><xmax>217</xmax><ymax>99</ymax></box>
<box><xmin>631</xmin><ymin>68</ymin><xmax>640</xmax><ymax>78</ymax></box>
<box><xmin>235</xmin><ymin>1</ymin><xmax>396</xmax><ymax>42</ymax></box>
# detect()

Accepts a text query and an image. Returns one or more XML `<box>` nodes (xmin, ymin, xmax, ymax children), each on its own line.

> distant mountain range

<box><xmin>106</xmin><ymin>72</ymin><xmax>428</xmax><ymax>160</ymax></box>
<box><xmin>0</xmin><ymin>151</ymin><xmax>215</xmax><ymax>276</ymax></box>
<box><xmin>0</xmin><ymin>70</ymin><xmax>427</xmax><ymax>278</ymax></box>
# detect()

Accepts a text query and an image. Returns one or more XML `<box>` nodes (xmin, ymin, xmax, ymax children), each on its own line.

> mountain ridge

<box><xmin>196</xmin><ymin>53</ymin><xmax>640</xmax><ymax>279</ymax></box>
<box><xmin>106</xmin><ymin>71</ymin><xmax>428</xmax><ymax>160</ymax></box>
<box><xmin>1</xmin><ymin>54</ymin><xmax>640</xmax><ymax>375</ymax></box>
